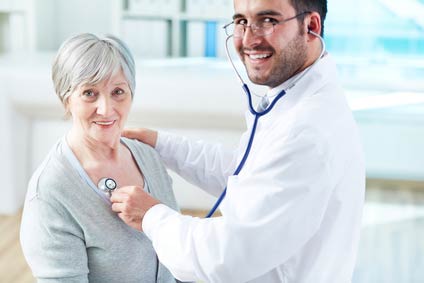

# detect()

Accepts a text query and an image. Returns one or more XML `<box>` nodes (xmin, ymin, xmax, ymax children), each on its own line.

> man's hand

<box><xmin>110</xmin><ymin>186</ymin><xmax>160</xmax><ymax>232</ymax></box>
<box><xmin>122</xmin><ymin>128</ymin><xmax>158</xmax><ymax>148</ymax></box>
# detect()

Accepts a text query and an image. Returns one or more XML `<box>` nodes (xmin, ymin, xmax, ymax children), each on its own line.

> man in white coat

<box><xmin>111</xmin><ymin>0</ymin><xmax>365</xmax><ymax>282</ymax></box>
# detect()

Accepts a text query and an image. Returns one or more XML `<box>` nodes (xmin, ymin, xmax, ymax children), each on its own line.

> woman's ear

<box><xmin>64</xmin><ymin>96</ymin><xmax>72</xmax><ymax>119</ymax></box>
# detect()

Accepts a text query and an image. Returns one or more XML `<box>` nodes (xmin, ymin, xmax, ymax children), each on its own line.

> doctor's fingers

<box><xmin>112</xmin><ymin>199</ymin><xmax>147</xmax><ymax>232</ymax></box>
<box><xmin>111</xmin><ymin>190</ymin><xmax>144</xmax><ymax>209</ymax></box>
<box><xmin>111</xmin><ymin>186</ymin><xmax>143</xmax><ymax>202</ymax></box>
<box><xmin>117</xmin><ymin>212</ymin><xmax>143</xmax><ymax>231</ymax></box>
<box><xmin>111</xmin><ymin>200</ymin><xmax>141</xmax><ymax>215</ymax></box>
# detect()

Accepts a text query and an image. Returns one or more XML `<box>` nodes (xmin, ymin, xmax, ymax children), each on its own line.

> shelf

<box><xmin>0</xmin><ymin>0</ymin><xmax>31</xmax><ymax>54</ymax></box>
<box><xmin>121</xmin><ymin>11</ymin><xmax>230</xmax><ymax>23</ymax></box>
<box><xmin>119</xmin><ymin>0</ymin><xmax>232</xmax><ymax>58</ymax></box>
<box><xmin>121</xmin><ymin>11</ymin><xmax>175</xmax><ymax>21</ymax></box>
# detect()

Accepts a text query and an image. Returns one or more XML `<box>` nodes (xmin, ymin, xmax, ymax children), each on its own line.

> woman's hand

<box><xmin>110</xmin><ymin>186</ymin><xmax>160</xmax><ymax>232</ymax></box>
<box><xmin>122</xmin><ymin>128</ymin><xmax>158</xmax><ymax>148</ymax></box>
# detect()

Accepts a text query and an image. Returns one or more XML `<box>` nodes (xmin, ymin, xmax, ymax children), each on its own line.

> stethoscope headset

<box><xmin>205</xmin><ymin>24</ymin><xmax>326</xmax><ymax>217</ymax></box>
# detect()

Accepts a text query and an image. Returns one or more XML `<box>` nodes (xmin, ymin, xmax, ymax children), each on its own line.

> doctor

<box><xmin>111</xmin><ymin>0</ymin><xmax>365</xmax><ymax>282</ymax></box>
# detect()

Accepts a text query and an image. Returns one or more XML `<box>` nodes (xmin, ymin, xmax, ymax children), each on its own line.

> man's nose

<box><xmin>242</xmin><ymin>26</ymin><xmax>262</xmax><ymax>47</ymax></box>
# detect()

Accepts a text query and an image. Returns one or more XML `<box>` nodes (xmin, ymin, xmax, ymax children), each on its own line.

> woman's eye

<box><xmin>113</xmin><ymin>88</ymin><xmax>124</xmax><ymax>95</ymax></box>
<box><xmin>82</xmin><ymin>90</ymin><xmax>96</xmax><ymax>97</ymax></box>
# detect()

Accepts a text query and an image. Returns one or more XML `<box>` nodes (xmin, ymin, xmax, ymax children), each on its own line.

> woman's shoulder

<box><xmin>26</xmin><ymin>139</ymin><xmax>77</xmax><ymax>202</ymax></box>
<box><xmin>121</xmin><ymin>137</ymin><xmax>161</xmax><ymax>161</ymax></box>
<box><xmin>121</xmin><ymin>137</ymin><xmax>179</xmax><ymax>210</ymax></box>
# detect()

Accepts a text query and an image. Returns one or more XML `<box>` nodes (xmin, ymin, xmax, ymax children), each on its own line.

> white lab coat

<box><xmin>143</xmin><ymin>54</ymin><xmax>365</xmax><ymax>283</ymax></box>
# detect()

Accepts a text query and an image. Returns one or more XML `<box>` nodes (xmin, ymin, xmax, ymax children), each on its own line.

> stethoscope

<box><xmin>205</xmin><ymin>30</ymin><xmax>326</xmax><ymax>218</ymax></box>
<box><xmin>98</xmin><ymin>177</ymin><xmax>117</xmax><ymax>196</ymax></box>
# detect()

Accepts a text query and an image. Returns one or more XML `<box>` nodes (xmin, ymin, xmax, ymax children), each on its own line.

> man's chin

<box><xmin>247</xmin><ymin>74</ymin><xmax>269</xmax><ymax>86</ymax></box>
<box><xmin>245</xmin><ymin>65</ymin><xmax>270</xmax><ymax>84</ymax></box>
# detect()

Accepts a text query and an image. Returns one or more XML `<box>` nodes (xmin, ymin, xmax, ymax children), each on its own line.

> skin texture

<box><xmin>66</xmin><ymin>70</ymin><xmax>132</xmax><ymax>150</ymax></box>
<box><xmin>66</xmin><ymin>69</ymin><xmax>157</xmax><ymax>229</ymax></box>
<box><xmin>233</xmin><ymin>0</ymin><xmax>320</xmax><ymax>88</ymax></box>
<box><xmin>115</xmin><ymin>0</ymin><xmax>324</xmax><ymax>232</ymax></box>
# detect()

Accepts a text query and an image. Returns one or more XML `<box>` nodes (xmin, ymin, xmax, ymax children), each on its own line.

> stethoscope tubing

<box><xmin>205</xmin><ymin>31</ymin><xmax>325</xmax><ymax>218</ymax></box>
<box><xmin>205</xmin><ymin>112</ymin><xmax>261</xmax><ymax>217</ymax></box>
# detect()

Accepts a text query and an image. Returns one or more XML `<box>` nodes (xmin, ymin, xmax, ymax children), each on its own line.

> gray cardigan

<box><xmin>20</xmin><ymin>137</ymin><xmax>179</xmax><ymax>283</ymax></box>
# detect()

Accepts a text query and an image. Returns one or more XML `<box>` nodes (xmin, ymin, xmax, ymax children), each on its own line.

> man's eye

<box><xmin>262</xmin><ymin>17</ymin><xmax>278</xmax><ymax>24</ymax></box>
<box><xmin>235</xmin><ymin>19</ymin><xmax>247</xmax><ymax>25</ymax></box>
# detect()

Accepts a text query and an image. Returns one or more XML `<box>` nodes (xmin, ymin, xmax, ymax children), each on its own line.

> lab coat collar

<box><xmin>266</xmin><ymin>63</ymin><xmax>313</xmax><ymax>98</ymax></box>
<box><xmin>245</xmin><ymin>53</ymin><xmax>338</xmax><ymax>125</ymax></box>
<box><xmin>270</xmin><ymin>53</ymin><xmax>334</xmax><ymax>103</ymax></box>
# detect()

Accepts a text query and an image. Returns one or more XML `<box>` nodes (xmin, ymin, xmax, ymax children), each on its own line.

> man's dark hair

<box><xmin>290</xmin><ymin>0</ymin><xmax>328</xmax><ymax>36</ymax></box>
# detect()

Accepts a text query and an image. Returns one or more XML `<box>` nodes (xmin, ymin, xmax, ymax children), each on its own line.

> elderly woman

<box><xmin>20</xmin><ymin>33</ymin><xmax>179</xmax><ymax>282</ymax></box>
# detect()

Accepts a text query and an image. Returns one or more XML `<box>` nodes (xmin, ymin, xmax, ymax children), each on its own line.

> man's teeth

<box><xmin>250</xmin><ymin>54</ymin><xmax>271</xmax><ymax>59</ymax></box>
<box><xmin>95</xmin><ymin>121</ymin><xmax>114</xmax><ymax>125</ymax></box>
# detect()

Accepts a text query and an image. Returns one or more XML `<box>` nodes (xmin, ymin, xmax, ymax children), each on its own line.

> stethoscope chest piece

<box><xmin>97</xmin><ymin>177</ymin><xmax>117</xmax><ymax>196</ymax></box>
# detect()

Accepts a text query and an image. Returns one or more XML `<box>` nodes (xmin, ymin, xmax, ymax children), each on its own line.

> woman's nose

<box><xmin>96</xmin><ymin>95</ymin><xmax>114</xmax><ymax>116</ymax></box>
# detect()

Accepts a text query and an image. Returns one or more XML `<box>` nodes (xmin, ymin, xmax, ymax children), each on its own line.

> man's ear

<box><xmin>305</xmin><ymin>11</ymin><xmax>321</xmax><ymax>36</ymax></box>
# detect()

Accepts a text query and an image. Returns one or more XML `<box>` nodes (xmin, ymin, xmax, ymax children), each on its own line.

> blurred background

<box><xmin>0</xmin><ymin>0</ymin><xmax>423</xmax><ymax>282</ymax></box>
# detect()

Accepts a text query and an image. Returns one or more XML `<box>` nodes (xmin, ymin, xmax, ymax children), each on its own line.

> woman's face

<box><xmin>66</xmin><ymin>69</ymin><xmax>132</xmax><ymax>147</ymax></box>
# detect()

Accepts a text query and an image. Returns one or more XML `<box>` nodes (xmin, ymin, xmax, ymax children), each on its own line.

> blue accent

<box><xmin>205</xmin><ymin>21</ymin><xmax>217</xmax><ymax>57</ymax></box>
<box><xmin>206</xmin><ymin>86</ymin><xmax>287</xmax><ymax>218</ymax></box>
<box><xmin>323</xmin><ymin>0</ymin><xmax>424</xmax><ymax>88</ymax></box>
<box><xmin>325</xmin><ymin>0</ymin><xmax>424</xmax><ymax>57</ymax></box>
<box><xmin>205</xmin><ymin>115</ymin><xmax>260</xmax><ymax>218</ymax></box>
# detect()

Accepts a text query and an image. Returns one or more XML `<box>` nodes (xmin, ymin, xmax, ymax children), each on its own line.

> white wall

<box><xmin>357</xmin><ymin>110</ymin><xmax>424</xmax><ymax>180</ymax></box>
<box><xmin>33</xmin><ymin>0</ymin><xmax>115</xmax><ymax>51</ymax></box>
<box><xmin>33</xmin><ymin>0</ymin><xmax>56</xmax><ymax>50</ymax></box>
<box><xmin>0</xmin><ymin>84</ymin><xmax>30</xmax><ymax>213</ymax></box>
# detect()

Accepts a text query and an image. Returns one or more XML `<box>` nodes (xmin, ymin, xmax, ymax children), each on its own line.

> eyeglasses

<box><xmin>223</xmin><ymin>11</ymin><xmax>311</xmax><ymax>38</ymax></box>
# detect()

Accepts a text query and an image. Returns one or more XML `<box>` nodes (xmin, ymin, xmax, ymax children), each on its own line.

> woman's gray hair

<box><xmin>52</xmin><ymin>33</ymin><xmax>136</xmax><ymax>106</ymax></box>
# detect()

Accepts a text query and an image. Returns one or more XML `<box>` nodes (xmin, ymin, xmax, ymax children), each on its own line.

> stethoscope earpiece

<box><xmin>97</xmin><ymin>177</ymin><xmax>117</xmax><ymax>196</ymax></box>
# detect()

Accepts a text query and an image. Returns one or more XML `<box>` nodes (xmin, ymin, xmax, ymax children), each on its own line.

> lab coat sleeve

<box><xmin>143</xmin><ymin>125</ymin><xmax>334</xmax><ymax>283</ymax></box>
<box><xmin>20</xmin><ymin>197</ymin><xmax>89</xmax><ymax>282</ymax></box>
<box><xmin>155</xmin><ymin>131</ymin><xmax>238</xmax><ymax>197</ymax></box>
